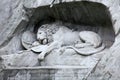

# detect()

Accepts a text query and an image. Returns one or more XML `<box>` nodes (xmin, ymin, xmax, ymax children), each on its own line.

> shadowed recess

<box><xmin>29</xmin><ymin>1</ymin><xmax>112</xmax><ymax>27</ymax></box>
<box><xmin>27</xmin><ymin>1</ymin><xmax>115</xmax><ymax>47</ymax></box>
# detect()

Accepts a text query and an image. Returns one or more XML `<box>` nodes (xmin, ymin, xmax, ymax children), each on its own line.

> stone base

<box><xmin>1</xmin><ymin>66</ymin><xmax>93</xmax><ymax>80</ymax></box>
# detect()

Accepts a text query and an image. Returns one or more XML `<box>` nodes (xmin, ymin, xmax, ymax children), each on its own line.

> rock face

<box><xmin>0</xmin><ymin>0</ymin><xmax>120</xmax><ymax>80</ymax></box>
<box><xmin>1</xmin><ymin>51</ymin><xmax>39</xmax><ymax>68</ymax></box>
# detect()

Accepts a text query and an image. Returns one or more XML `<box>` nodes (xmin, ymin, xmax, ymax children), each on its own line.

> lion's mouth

<box><xmin>38</xmin><ymin>38</ymin><xmax>48</xmax><ymax>45</ymax></box>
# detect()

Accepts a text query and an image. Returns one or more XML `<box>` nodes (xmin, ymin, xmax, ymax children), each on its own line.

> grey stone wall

<box><xmin>1</xmin><ymin>67</ymin><xmax>90</xmax><ymax>80</ymax></box>
<box><xmin>0</xmin><ymin>0</ymin><xmax>120</xmax><ymax>80</ymax></box>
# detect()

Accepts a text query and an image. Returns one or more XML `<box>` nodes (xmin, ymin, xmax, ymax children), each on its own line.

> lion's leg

<box><xmin>38</xmin><ymin>41</ymin><xmax>60</xmax><ymax>60</ymax></box>
<box><xmin>75</xmin><ymin>32</ymin><xmax>93</xmax><ymax>48</ymax></box>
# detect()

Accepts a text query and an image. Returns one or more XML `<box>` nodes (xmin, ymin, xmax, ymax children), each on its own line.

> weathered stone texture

<box><xmin>1</xmin><ymin>68</ymin><xmax>89</xmax><ymax>80</ymax></box>
<box><xmin>0</xmin><ymin>0</ymin><xmax>120</xmax><ymax>80</ymax></box>
<box><xmin>0</xmin><ymin>0</ymin><xmax>27</xmax><ymax>53</ymax></box>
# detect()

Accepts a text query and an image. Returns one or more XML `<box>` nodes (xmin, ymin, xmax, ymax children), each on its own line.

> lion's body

<box><xmin>33</xmin><ymin>23</ymin><xmax>105</xmax><ymax>60</ymax></box>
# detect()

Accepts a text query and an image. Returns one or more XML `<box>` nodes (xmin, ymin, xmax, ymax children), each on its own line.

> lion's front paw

<box><xmin>38</xmin><ymin>54</ymin><xmax>45</xmax><ymax>60</ymax></box>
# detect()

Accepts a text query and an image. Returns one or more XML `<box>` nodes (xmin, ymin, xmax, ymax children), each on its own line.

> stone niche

<box><xmin>0</xmin><ymin>1</ymin><xmax>115</xmax><ymax>66</ymax></box>
<box><xmin>0</xmin><ymin>1</ymin><xmax>115</xmax><ymax>55</ymax></box>
<box><xmin>27</xmin><ymin>1</ymin><xmax>115</xmax><ymax>48</ymax></box>
<box><xmin>8</xmin><ymin>1</ymin><xmax>114</xmax><ymax>66</ymax></box>
<box><xmin>0</xmin><ymin>0</ymin><xmax>115</xmax><ymax>67</ymax></box>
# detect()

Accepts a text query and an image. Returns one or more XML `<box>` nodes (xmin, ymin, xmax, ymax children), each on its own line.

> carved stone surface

<box><xmin>33</xmin><ymin>23</ymin><xmax>105</xmax><ymax>60</ymax></box>
<box><xmin>21</xmin><ymin>31</ymin><xmax>36</xmax><ymax>49</ymax></box>
<box><xmin>0</xmin><ymin>51</ymin><xmax>39</xmax><ymax>68</ymax></box>
<box><xmin>0</xmin><ymin>0</ymin><xmax>120</xmax><ymax>80</ymax></box>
